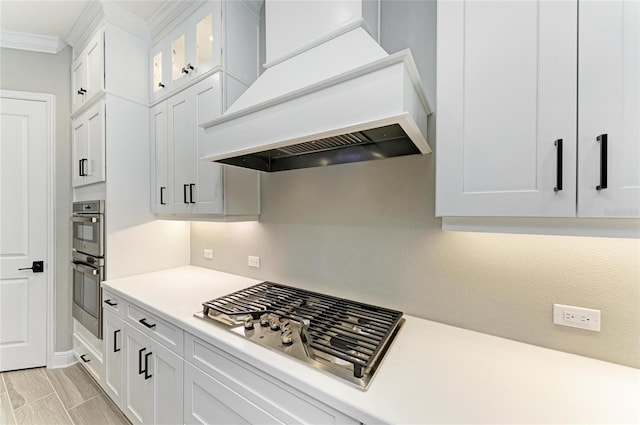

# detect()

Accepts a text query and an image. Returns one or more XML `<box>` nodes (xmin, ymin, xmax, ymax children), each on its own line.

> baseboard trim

<box><xmin>50</xmin><ymin>350</ymin><xmax>77</xmax><ymax>368</ymax></box>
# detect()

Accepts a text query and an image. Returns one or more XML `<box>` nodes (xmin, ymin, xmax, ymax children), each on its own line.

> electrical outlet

<box><xmin>553</xmin><ymin>304</ymin><xmax>601</xmax><ymax>331</ymax></box>
<box><xmin>203</xmin><ymin>249</ymin><xmax>213</xmax><ymax>260</ymax></box>
<box><xmin>248</xmin><ymin>255</ymin><xmax>260</xmax><ymax>268</ymax></box>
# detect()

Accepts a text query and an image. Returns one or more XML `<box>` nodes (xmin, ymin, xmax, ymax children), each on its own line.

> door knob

<box><xmin>18</xmin><ymin>261</ymin><xmax>44</xmax><ymax>273</ymax></box>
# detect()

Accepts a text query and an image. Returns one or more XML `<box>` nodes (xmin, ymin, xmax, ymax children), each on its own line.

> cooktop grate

<box><xmin>202</xmin><ymin>282</ymin><xmax>403</xmax><ymax>378</ymax></box>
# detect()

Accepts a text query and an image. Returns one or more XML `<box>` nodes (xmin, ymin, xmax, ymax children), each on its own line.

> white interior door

<box><xmin>0</xmin><ymin>94</ymin><xmax>50</xmax><ymax>371</ymax></box>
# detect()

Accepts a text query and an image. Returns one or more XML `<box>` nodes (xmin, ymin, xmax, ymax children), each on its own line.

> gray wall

<box><xmin>190</xmin><ymin>1</ymin><xmax>640</xmax><ymax>369</ymax></box>
<box><xmin>0</xmin><ymin>47</ymin><xmax>73</xmax><ymax>352</ymax></box>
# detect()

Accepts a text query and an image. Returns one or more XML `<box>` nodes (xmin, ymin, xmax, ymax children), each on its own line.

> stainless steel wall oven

<box><xmin>71</xmin><ymin>200</ymin><xmax>104</xmax><ymax>339</ymax></box>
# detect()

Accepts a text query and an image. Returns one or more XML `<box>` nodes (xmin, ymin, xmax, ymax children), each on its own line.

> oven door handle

<box><xmin>71</xmin><ymin>216</ymin><xmax>98</xmax><ymax>223</ymax></box>
<box><xmin>71</xmin><ymin>261</ymin><xmax>99</xmax><ymax>275</ymax></box>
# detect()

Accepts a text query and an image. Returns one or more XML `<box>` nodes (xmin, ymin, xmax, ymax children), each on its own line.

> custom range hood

<box><xmin>200</xmin><ymin>0</ymin><xmax>432</xmax><ymax>172</ymax></box>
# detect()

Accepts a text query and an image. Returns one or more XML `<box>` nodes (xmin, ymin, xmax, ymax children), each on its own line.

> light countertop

<box><xmin>103</xmin><ymin>265</ymin><xmax>640</xmax><ymax>424</ymax></box>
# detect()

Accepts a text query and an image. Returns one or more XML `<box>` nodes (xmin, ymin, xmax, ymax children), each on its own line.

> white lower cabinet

<box><xmin>122</xmin><ymin>322</ymin><xmax>183</xmax><ymax>425</ymax></box>
<box><xmin>184</xmin><ymin>333</ymin><xmax>359</xmax><ymax>425</ymax></box>
<box><xmin>103</xmin><ymin>309</ymin><xmax>123</xmax><ymax>408</ymax></box>
<box><xmin>184</xmin><ymin>362</ymin><xmax>282</xmax><ymax>425</ymax></box>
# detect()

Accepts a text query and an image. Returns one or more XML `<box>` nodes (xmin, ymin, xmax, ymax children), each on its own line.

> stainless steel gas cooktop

<box><xmin>195</xmin><ymin>282</ymin><xmax>404</xmax><ymax>391</ymax></box>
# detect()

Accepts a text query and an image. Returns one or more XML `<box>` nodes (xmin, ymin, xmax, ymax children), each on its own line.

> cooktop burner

<box><xmin>195</xmin><ymin>282</ymin><xmax>404</xmax><ymax>390</ymax></box>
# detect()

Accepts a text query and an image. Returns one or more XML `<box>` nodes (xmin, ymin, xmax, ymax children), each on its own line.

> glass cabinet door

<box><xmin>196</xmin><ymin>13</ymin><xmax>214</xmax><ymax>66</ymax></box>
<box><xmin>153</xmin><ymin>51</ymin><xmax>164</xmax><ymax>92</ymax></box>
<box><xmin>171</xmin><ymin>34</ymin><xmax>186</xmax><ymax>82</ymax></box>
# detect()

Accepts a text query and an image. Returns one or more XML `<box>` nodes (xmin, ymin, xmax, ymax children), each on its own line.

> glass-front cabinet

<box><xmin>150</xmin><ymin>2</ymin><xmax>222</xmax><ymax>101</ymax></box>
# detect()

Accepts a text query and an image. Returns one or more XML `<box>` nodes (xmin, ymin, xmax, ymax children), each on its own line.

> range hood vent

<box><xmin>217</xmin><ymin>124</ymin><xmax>418</xmax><ymax>172</ymax></box>
<box><xmin>200</xmin><ymin>0</ymin><xmax>432</xmax><ymax>172</ymax></box>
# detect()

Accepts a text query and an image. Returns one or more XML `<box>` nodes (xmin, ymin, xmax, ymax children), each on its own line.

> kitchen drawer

<box><xmin>125</xmin><ymin>302</ymin><xmax>183</xmax><ymax>356</ymax></box>
<box><xmin>102</xmin><ymin>289</ymin><xmax>125</xmax><ymax>317</ymax></box>
<box><xmin>184</xmin><ymin>333</ymin><xmax>359</xmax><ymax>425</ymax></box>
<box><xmin>73</xmin><ymin>332</ymin><xmax>104</xmax><ymax>385</ymax></box>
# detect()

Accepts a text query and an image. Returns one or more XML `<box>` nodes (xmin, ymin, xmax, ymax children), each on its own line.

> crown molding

<box><xmin>102</xmin><ymin>1</ymin><xmax>151</xmax><ymax>42</ymax></box>
<box><xmin>65</xmin><ymin>0</ymin><xmax>103</xmax><ymax>50</ymax></box>
<box><xmin>148</xmin><ymin>1</ymin><xmax>204</xmax><ymax>41</ymax></box>
<box><xmin>0</xmin><ymin>30</ymin><xmax>67</xmax><ymax>54</ymax></box>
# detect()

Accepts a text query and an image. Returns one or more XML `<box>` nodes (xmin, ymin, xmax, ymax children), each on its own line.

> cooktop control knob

<box><xmin>260</xmin><ymin>313</ymin><xmax>270</xmax><ymax>327</ymax></box>
<box><xmin>280</xmin><ymin>319</ymin><xmax>291</xmax><ymax>333</ymax></box>
<box><xmin>243</xmin><ymin>315</ymin><xmax>254</xmax><ymax>330</ymax></box>
<box><xmin>269</xmin><ymin>314</ymin><xmax>280</xmax><ymax>331</ymax></box>
<box><xmin>281</xmin><ymin>329</ymin><xmax>293</xmax><ymax>345</ymax></box>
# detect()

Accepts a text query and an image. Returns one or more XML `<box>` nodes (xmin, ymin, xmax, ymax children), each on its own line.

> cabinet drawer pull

<box><xmin>79</xmin><ymin>158</ymin><xmax>88</xmax><ymax>177</ymax></box>
<box><xmin>189</xmin><ymin>184</ymin><xmax>196</xmax><ymax>204</ymax></box>
<box><xmin>77</xmin><ymin>88</ymin><xmax>87</xmax><ymax>95</ymax></box>
<box><xmin>139</xmin><ymin>318</ymin><xmax>156</xmax><ymax>329</ymax></box>
<box><xmin>114</xmin><ymin>329</ymin><xmax>121</xmax><ymax>353</ymax></box>
<box><xmin>183</xmin><ymin>184</ymin><xmax>189</xmax><ymax>204</ymax></box>
<box><xmin>138</xmin><ymin>347</ymin><xmax>146</xmax><ymax>374</ymax></box>
<box><xmin>596</xmin><ymin>134</ymin><xmax>608</xmax><ymax>190</ymax></box>
<box><xmin>160</xmin><ymin>186</ymin><xmax>166</xmax><ymax>205</ymax></box>
<box><xmin>80</xmin><ymin>354</ymin><xmax>90</xmax><ymax>363</ymax></box>
<box><xmin>144</xmin><ymin>352</ymin><xmax>153</xmax><ymax>380</ymax></box>
<box><xmin>104</xmin><ymin>299</ymin><xmax>117</xmax><ymax>307</ymax></box>
<box><xmin>554</xmin><ymin>139</ymin><xmax>563</xmax><ymax>192</ymax></box>
<box><xmin>158</xmin><ymin>82</ymin><xmax>165</xmax><ymax>88</ymax></box>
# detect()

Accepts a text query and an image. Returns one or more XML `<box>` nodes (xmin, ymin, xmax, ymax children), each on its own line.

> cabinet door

<box><xmin>194</xmin><ymin>74</ymin><xmax>224</xmax><ymax>214</ymax></box>
<box><xmin>103</xmin><ymin>310</ymin><xmax>123</xmax><ymax>409</ymax></box>
<box><xmin>152</xmin><ymin>339</ymin><xmax>183</xmax><ymax>425</ymax></box>
<box><xmin>123</xmin><ymin>323</ymin><xmax>154</xmax><ymax>425</ymax></box>
<box><xmin>84</xmin><ymin>101</ymin><xmax>106</xmax><ymax>186</ymax></box>
<box><xmin>85</xmin><ymin>31</ymin><xmax>104</xmax><ymax>104</ymax></box>
<box><xmin>191</xmin><ymin>2</ymin><xmax>222</xmax><ymax>79</ymax></box>
<box><xmin>150</xmin><ymin>41</ymin><xmax>168</xmax><ymax>101</ymax></box>
<box><xmin>151</xmin><ymin>102</ymin><xmax>170</xmax><ymax>213</ymax></box>
<box><xmin>72</xmin><ymin>118</ymin><xmax>88</xmax><ymax>187</ymax></box>
<box><xmin>578</xmin><ymin>1</ymin><xmax>640</xmax><ymax>217</ymax></box>
<box><xmin>72</xmin><ymin>56</ymin><xmax>87</xmax><ymax>111</ymax></box>
<box><xmin>184</xmin><ymin>362</ymin><xmax>282</xmax><ymax>425</ymax></box>
<box><xmin>168</xmin><ymin>88</ymin><xmax>196</xmax><ymax>211</ymax></box>
<box><xmin>436</xmin><ymin>0</ymin><xmax>577</xmax><ymax>217</ymax></box>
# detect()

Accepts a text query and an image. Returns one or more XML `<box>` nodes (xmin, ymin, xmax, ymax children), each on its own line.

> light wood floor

<box><xmin>0</xmin><ymin>364</ymin><xmax>129</xmax><ymax>425</ymax></box>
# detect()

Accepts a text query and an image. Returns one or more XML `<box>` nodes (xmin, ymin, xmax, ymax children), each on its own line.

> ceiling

<box><xmin>0</xmin><ymin>0</ymin><xmax>171</xmax><ymax>40</ymax></box>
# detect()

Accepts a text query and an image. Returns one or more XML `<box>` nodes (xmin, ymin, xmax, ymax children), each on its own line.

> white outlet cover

<box><xmin>553</xmin><ymin>304</ymin><xmax>601</xmax><ymax>332</ymax></box>
<box><xmin>248</xmin><ymin>256</ymin><xmax>260</xmax><ymax>268</ymax></box>
<box><xmin>203</xmin><ymin>249</ymin><xmax>213</xmax><ymax>259</ymax></box>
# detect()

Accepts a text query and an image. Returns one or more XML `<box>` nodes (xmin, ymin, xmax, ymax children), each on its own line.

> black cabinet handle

<box><xmin>138</xmin><ymin>347</ymin><xmax>146</xmax><ymax>374</ymax></box>
<box><xmin>181</xmin><ymin>63</ymin><xmax>194</xmax><ymax>74</ymax></box>
<box><xmin>79</xmin><ymin>159</ymin><xmax>88</xmax><ymax>177</ymax></box>
<box><xmin>554</xmin><ymin>139</ymin><xmax>563</xmax><ymax>192</ymax></box>
<box><xmin>139</xmin><ymin>318</ymin><xmax>156</xmax><ymax>329</ymax></box>
<box><xmin>183</xmin><ymin>184</ymin><xmax>189</xmax><ymax>204</ymax></box>
<box><xmin>18</xmin><ymin>261</ymin><xmax>44</xmax><ymax>273</ymax></box>
<box><xmin>80</xmin><ymin>354</ymin><xmax>90</xmax><ymax>363</ymax></box>
<box><xmin>596</xmin><ymin>134</ymin><xmax>608</xmax><ymax>190</ymax></box>
<box><xmin>160</xmin><ymin>186</ymin><xmax>166</xmax><ymax>205</ymax></box>
<box><xmin>189</xmin><ymin>184</ymin><xmax>196</xmax><ymax>204</ymax></box>
<box><xmin>104</xmin><ymin>299</ymin><xmax>117</xmax><ymax>307</ymax></box>
<box><xmin>77</xmin><ymin>88</ymin><xmax>86</xmax><ymax>95</ymax></box>
<box><xmin>144</xmin><ymin>352</ymin><xmax>153</xmax><ymax>380</ymax></box>
<box><xmin>114</xmin><ymin>329</ymin><xmax>121</xmax><ymax>353</ymax></box>
<box><xmin>79</xmin><ymin>159</ymin><xmax>83</xmax><ymax>177</ymax></box>
<box><xmin>158</xmin><ymin>82</ymin><xmax>165</xmax><ymax>88</ymax></box>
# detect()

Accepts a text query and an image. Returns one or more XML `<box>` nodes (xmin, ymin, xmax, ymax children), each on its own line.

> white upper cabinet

<box><xmin>436</xmin><ymin>0</ymin><xmax>577</xmax><ymax>217</ymax></box>
<box><xmin>149</xmin><ymin>1</ymin><xmax>261</xmax><ymax>219</ymax></box>
<box><xmin>578</xmin><ymin>0</ymin><xmax>640</xmax><ymax>218</ymax></box>
<box><xmin>436</xmin><ymin>0</ymin><xmax>639</xmax><ymax>219</ymax></box>
<box><xmin>150</xmin><ymin>2</ymin><xmax>223</xmax><ymax>101</ymax></box>
<box><xmin>72</xmin><ymin>31</ymin><xmax>104</xmax><ymax>113</ymax></box>
<box><xmin>72</xmin><ymin>100</ymin><xmax>106</xmax><ymax>187</ymax></box>
<box><xmin>151</xmin><ymin>75</ymin><xmax>259</xmax><ymax>217</ymax></box>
